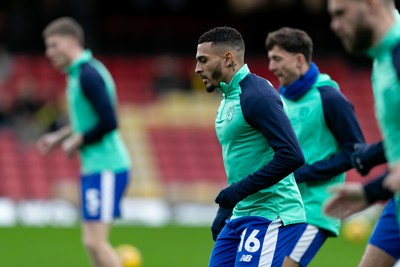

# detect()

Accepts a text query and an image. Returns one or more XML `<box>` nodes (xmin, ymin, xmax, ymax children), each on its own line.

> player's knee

<box><xmin>82</xmin><ymin>236</ymin><xmax>104</xmax><ymax>253</ymax></box>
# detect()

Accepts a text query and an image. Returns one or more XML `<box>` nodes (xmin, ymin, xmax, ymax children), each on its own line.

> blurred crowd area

<box><xmin>0</xmin><ymin>0</ymin><xmax>349</xmax><ymax>55</ymax></box>
<box><xmin>0</xmin><ymin>0</ymin><xmax>391</xmax><ymax>204</ymax></box>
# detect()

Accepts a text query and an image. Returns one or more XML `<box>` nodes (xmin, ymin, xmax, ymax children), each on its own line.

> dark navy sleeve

<box><xmin>351</xmin><ymin>141</ymin><xmax>386</xmax><ymax>176</ymax></box>
<box><xmin>363</xmin><ymin>171</ymin><xmax>393</xmax><ymax>203</ymax></box>
<box><xmin>79</xmin><ymin>63</ymin><xmax>117</xmax><ymax>144</ymax></box>
<box><xmin>362</xmin><ymin>141</ymin><xmax>386</xmax><ymax>161</ymax></box>
<box><xmin>392</xmin><ymin>41</ymin><xmax>400</xmax><ymax>80</ymax></box>
<box><xmin>294</xmin><ymin>86</ymin><xmax>365</xmax><ymax>182</ymax></box>
<box><xmin>236</xmin><ymin>75</ymin><xmax>305</xmax><ymax>193</ymax></box>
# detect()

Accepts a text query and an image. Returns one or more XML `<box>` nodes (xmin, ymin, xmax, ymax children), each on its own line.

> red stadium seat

<box><xmin>149</xmin><ymin>127</ymin><xmax>226</xmax><ymax>184</ymax></box>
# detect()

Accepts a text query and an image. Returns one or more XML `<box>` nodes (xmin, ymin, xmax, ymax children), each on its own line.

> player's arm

<box><xmin>364</xmin><ymin>171</ymin><xmax>393</xmax><ymax>203</ymax></box>
<box><xmin>36</xmin><ymin>125</ymin><xmax>72</xmax><ymax>155</ymax></box>
<box><xmin>294</xmin><ymin>86</ymin><xmax>365</xmax><ymax>183</ymax></box>
<box><xmin>51</xmin><ymin>125</ymin><xmax>72</xmax><ymax>142</ymax></box>
<box><xmin>79</xmin><ymin>64</ymin><xmax>117</xmax><ymax>145</ymax></box>
<box><xmin>215</xmin><ymin>86</ymin><xmax>305</xmax><ymax>209</ymax></box>
<box><xmin>324</xmin><ymin>171</ymin><xmax>393</xmax><ymax>219</ymax></box>
<box><xmin>351</xmin><ymin>141</ymin><xmax>386</xmax><ymax>176</ymax></box>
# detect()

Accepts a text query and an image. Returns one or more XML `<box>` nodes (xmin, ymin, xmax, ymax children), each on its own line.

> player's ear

<box><xmin>224</xmin><ymin>51</ymin><xmax>234</xmax><ymax>68</ymax></box>
<box><xmin>295</xmin><ymin>53</ymin><xmax>304</xmax><ymax>67</ymax></box>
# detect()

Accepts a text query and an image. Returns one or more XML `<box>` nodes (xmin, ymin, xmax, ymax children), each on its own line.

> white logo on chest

<box><xmin>226</xmin><ymin>106</ymin><xmax>234</xmax><ymax>123</ymax></box>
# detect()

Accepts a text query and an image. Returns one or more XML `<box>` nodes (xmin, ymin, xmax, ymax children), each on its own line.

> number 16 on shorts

<box><xmin>238</xmin><ymin>228</ymin><xmax>261</xmax><ymax>262</ymax></box>
<box><xmin>235</xmin><ymin>218</ymin><xmax>303</xmax><ymax>267</ymax></box>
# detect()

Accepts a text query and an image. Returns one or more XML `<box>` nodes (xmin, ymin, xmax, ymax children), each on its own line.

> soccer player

<box><xmin>195</xmin><ymin>26</ymin><xmax>306</xmax><ymax>267</ymax></box>
<box><xmin>324</xmin><ymin>0</ymin><xmax>400</xmax><ymax>266</ymax></box>
<box><xmin>36</xmin><ymin>17</ymin><xmax>131</xmax><ymax>267</ymax></box>
<box><xmin>265</xmin><ymin>27</ymin><xmax>365</xmax><ymax>267</ymax></box>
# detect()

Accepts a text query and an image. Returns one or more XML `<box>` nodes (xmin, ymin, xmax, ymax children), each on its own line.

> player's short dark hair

<box><xmin>198</xmin><ymin>26</ymin><xmax>245</xmax><ymax>54</ymax></box>
<box><xmin>43</xmin><ymin>17</ymin><xmax>84</xmax><ymax>47</ymax></box>
<box><xmin>265</xmin><ymin>27</ymin><xmax>313</xmax><ymax>63</ymax></box>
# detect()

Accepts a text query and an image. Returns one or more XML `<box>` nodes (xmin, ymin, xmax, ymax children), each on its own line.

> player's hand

<box><xmin>351</xmin><ymin>143</ymin><xmax>372</xmax><ymax>176</ymax></box>
<box><xmin>324</xmin><ymin>183</ymin><xmax>368</xmax><ymax>219</ymax></box>
<box><xmin>211</xmin><ymin>207</ymin><xmax>232</xmax><ymax>241</ymax></box>
<box><xmin>62</xmin><ymin>134</ymin><xmax>83</xmax><ymax>158</ymax></box>
<box><xmin>215</xmin><ymin>183</ymin><xmax>243</xmax><ymax>209</ymax></box>
<box><xmin>351</xmin><ymin>142</ymin><xmax>386</xmax><ymax>176</ymax></box>
<box><xmin>384</xmin><ymin>163</ymin><xmax>400</xmax><ymax>192</ymax></box>
<box><xmin>36</xmin><ymin>132</ymin><xmax>61</xmax><ymax>155</ymax></box>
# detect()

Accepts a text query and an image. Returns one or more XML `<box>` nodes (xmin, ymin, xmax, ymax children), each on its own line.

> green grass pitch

<box><xmin>0</xmin><ymin>225</ymin><xmax>367</xmax><ymax>266</ymax></box>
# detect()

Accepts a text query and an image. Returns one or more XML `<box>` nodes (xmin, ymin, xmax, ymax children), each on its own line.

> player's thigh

<box><xmin>209</xmin><ymin>221</ymin><xmax>241</xmax><ymax>267</ymax></box>
<box><xmin>236</xmin><ymin>218</ymin><xmax>304</xmax><ymax>267</ymax></box>
<box><xmin>359</xmin><ymin>244</ymin><xmax>396</xmax><ymax>267</ymax></box>
<box><xmin>258</xmin><ymin>221</ymin><xmax>306</xmax><ymax>267</ymax></box>
<box><xmin>368</xmin><ymin>198</ymin><xmax>400</xmax><ymax>260</ymax></box>
<box><xmin>286</xmin><ymin>224</ymin><xmax>329</xmax><ymax>267</ymax></box>
<box><xmin>81</xmin><ymin>169</ymin><xmax>130</xmax><ymax>222</ymax></box>
<box><xmin>283</xmin><ymin>257</ymin><xmax>299</xmax><ymax>267</ymax></box>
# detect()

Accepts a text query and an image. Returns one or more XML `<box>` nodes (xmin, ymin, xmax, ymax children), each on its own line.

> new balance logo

<box><xmin>239</xmin><ymin>254</ymin><xmax>252</xmax><ymax>262</ymax></box>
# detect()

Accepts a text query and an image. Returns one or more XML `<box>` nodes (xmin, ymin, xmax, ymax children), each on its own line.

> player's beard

<box><xmin>206</xmin><ymin>62</ymin><xmax>222</xmax><ymax>93</ymax></box>
<box><xmin>344</xmin><ymin>16</ymin><xmax>374</xmax><ymax>54</ymax></box>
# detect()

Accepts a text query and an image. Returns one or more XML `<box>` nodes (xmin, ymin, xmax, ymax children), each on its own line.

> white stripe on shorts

<box><xmin>258</xmin><ymin>218</ymin><xmax>283</xmax><ymax>267</ymax></box>
<box><xmin>101</xmin><ymin>170</ymin><xmax>115</xmax><ymax>223</ymax></box>
<box><xmin>289</xmin><ymin>224</ymin><xmax>319</xmax><ymax>262</ymax></box>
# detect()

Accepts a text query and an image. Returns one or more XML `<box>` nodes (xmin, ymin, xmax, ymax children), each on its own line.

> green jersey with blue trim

<box><xmin>283</xmin><ymin>74</ymin><xmax>364</xmax><ymax>236</ymax></box>
<box><xmin>66</xmin><ymin>50</ymin><xmax>131</xmax><ymax>174</ymax></box>
<box><xmin>215</xmin><ymin>64</ymin><xmax>305</xmax><ymax>226</ymax></box>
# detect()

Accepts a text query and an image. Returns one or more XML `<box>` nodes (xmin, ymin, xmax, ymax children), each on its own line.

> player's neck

<box><xmin>69</xmin><ymin>47</ymin><xmax>85</xmax><ymax>64</ymax></box>
<box><xmin>373</xmin><ymin>9</ymin><xmax>396</xmax><ymax>47</ymax></box>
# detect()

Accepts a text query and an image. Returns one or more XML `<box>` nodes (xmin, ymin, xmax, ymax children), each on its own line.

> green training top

<box><xmin>282</xmin><ymin>74</ymin><xmax>364</xmax><ymax>236</ymax></box>
<box><xmin>66</xmin><ymin>50</ymin><xmax>131</xmax><ymax>174</ymax></box>
<box><xmin>215</xmin><ymin>64</ymin><xmax>305</xmax><ymax>225</ymax></box>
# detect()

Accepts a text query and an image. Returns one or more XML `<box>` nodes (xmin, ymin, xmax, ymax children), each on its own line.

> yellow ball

<box><xmin>342</xmin><ymin>217</ymin><xmax>372</xmax><ymax>243</ymax></box>
<box><xmin>115</xmin><ymin>244</ymin><xmax>143</xmax><ymax>267</ymax></box>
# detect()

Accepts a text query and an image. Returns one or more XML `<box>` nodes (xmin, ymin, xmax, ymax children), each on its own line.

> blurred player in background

<box><xmin>265</xmin><ymin>27</ymin><xmax>365</xmax><ymax>267</ymax></box>
<box><xmin>325</xmin><ymin>0</ymin><xmax>400</xmax><ymax>266</ymax></box>
<box><xmin>195</xmin><ymin>26</ymin><xmax>306</xmax><ymax>267</ymax></box>
<box><xmin>37</xmin><ymin>17</ymin><xmax>131</xmax><ymax>267</ymax></box>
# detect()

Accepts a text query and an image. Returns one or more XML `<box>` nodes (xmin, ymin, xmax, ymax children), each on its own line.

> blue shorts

<box><xmin>209</xmin><ymin>216</ymin><xmax>306</xmax><ymax>267</ymax></box>
<box><xmin>369</xmin><ymin>197</ymin><xmax>400</xmax><ymax>259</ymax></box>
<box><xmin>80</xmin><ymin>169</ymin><xmax>130</xmax><ymax>222</ymax></box>
<box><xmin>287</xmin><ymin>224</ymin><xmax>329</xmax><ymax>267</ymax></box>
